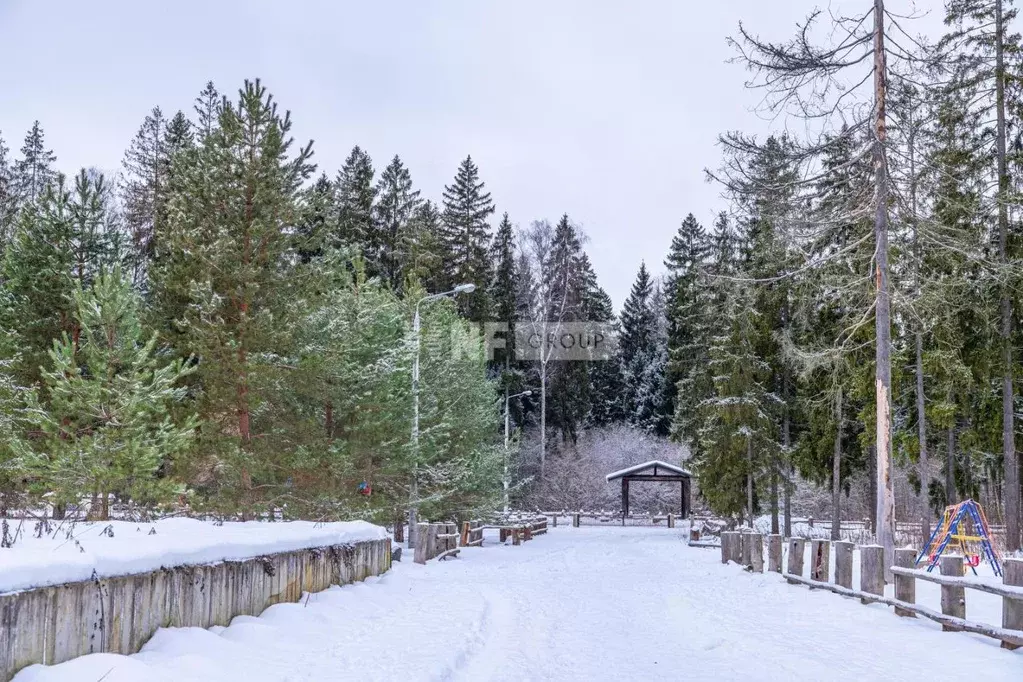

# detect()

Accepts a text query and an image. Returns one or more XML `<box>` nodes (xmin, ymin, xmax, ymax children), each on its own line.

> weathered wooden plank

<box><xmin>834</xmin><ymin>541</ymin><xmax>853</xmax><ymax>589</ymax></box>
<box><xmin>1004</xmin><ymin>558</ymin><xmax>1023</xmax><ymax>650</ymax></box>
<box><xmin>939</xmin><ymin>555</ymin><xmax>966</xmax><ymax>630</ymax></box>
<box><xmin>767</xmin><ymin>534</ymin><xmax>783</xmax><ymax>573</ymax></box>
<box><xmin>860</xmin><ymin>545</ymin><xmax>884</xmax><ymax>604</ymax></box>
<box><xmin>786</xmin><ymin>538</ymin><xmax>806</xmax><ymax>581</ymax></box>
<box><xmin>810</xmin><ymin>540</ymin><xmax>830</xmax><ymax>583</ymax></box>
<box><xmin>893</xmin><ymin>548</ymin><xmax>916</xmax><ymax>617</ymax></box>
<box><xmin>750</xmin><ymin>533</ymin><xmax>764</xmax><ymax>573</ymax></box>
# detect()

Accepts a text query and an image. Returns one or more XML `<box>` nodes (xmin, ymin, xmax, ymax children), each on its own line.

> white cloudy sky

<box><xmin>0</xmin><ymin>0</ymin><xmax>942</xmax><ymax>307</ymax></box>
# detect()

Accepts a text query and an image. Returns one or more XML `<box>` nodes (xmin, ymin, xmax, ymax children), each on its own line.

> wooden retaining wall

<box><xmin>0</xmin><ymin>538</ymin><xmax>392</xmax><ymax>681</ymax></box>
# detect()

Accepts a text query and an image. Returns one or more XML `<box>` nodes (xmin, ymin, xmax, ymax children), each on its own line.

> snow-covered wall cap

<box><xmin>0</xmin><ymin>518</ymin><xmax>389</xmax><ymax>594</ymax></box>
<box><xmin>605</xmin><ymin>460</ymin><xmax>691</xmax><ymax>481</ymax></box>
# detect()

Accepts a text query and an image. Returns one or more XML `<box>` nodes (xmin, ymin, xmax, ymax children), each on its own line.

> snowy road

<box><xmin>14</xmin><ymin>526</ymin><xmax>1023</xmax><ymax>681</ymax></box>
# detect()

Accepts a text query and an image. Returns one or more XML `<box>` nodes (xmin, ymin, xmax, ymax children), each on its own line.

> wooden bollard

<box><xmin>730</xmin><ymin>531</ymin><xmax>744</xmax><ymax>564</ymax></box>
<box><xmin>893</xmin><ymin>548</ymin><xmax>917</xmax><ymax>617</ymax></box>
<box><xmin>808</xmin><ymin>516</ymin><xmax>814</xmax><ymax>528</ymax></box>
<box><xmin>461</xmin><ymin>521</ymin><xmax>470</xmax><ymax>547</ymax></box>
<box><xmin>750</xmin><ymin>533</ymin><xmax>764</xmax><ymax>573</ymax></box>
<box><xmin>667</xmin><ymin>513</ymin><xmax>675</xmax><ymax>529</ymax></box>
<box><xmin>721</xmin><ymin>531</ymin><xmax>736</xmax><ymax>564</ymax></box>
<box><xmin>810</xmin><ymin>539</ymin><xmax>830</xmax><ymax>582</ymax></box>
<box><xmin>572</xmin><ymin>513</ymin><xmax>580</xmax><ymax>528</ymax></box>
<box><xmin>939</xmin><ymin>555</ymin><xmax>965</xmax><ymax>630</ymax></box>
<box><xmin>786</xmin><ymin>538</ymin><xmax>805</xmax><ymax>581</ymax></box>
<box><xmin>512</xmin><ymin>528</ymin><xmax>522</xmax><ymax>546</ymax></box>
<box><xmin>552</xmin><ymin>515</ymin><xmax>558</xmax><ymax>528</ymax></box>
<box><xmin>740</xmin><ymin>532</ymin><xmax>751</xmax><ymax>566</ymax></box>
<box><xmin>834</xmin><ymin>541</ymin><xmax>854</xmax><ymax>589</ymax></box>
<box><xmin>860</xmin><ymin>545</ymin><xmax>884</xmax><ymax>604</ymax></box>
<box><xmin>767</xmin><ymin>534</ymin><xmax>783</xmax><ymax>573</ymax></box>
<box><xmin>1002</xmin><ymin>558</ymin><xmax>1023</xmax><ymax>650</ymax></box>
<box><xmin>414</xmin><ymin>522</ymin><xmax>431</xmax><ymax>564</ymax></box>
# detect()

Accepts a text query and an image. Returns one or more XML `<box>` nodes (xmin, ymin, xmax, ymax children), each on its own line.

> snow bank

<box><xmin>0</xmin><ymin>518</ymin><xmax>388</xmax><ymax>593</ymax></box>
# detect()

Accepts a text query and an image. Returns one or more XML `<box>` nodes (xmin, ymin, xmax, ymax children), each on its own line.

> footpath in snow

<box><xmin>13</xmin><ymin>526</ymin><xmax>1023</xmax><ymax>682</ymax></box>
<box><xmin>0</xmin><ymin>518</ymin><xmax>387</xmax><ymax>593</ymax></box>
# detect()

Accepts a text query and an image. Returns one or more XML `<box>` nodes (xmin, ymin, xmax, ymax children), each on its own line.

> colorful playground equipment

<box><xmin>915</xmin><ymin>499</ymin><xmax>1002</xmax><ymax>577</ymax></box>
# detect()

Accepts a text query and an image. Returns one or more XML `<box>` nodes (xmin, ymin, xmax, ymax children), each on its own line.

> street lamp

<box><xmin>504</xmin><ymin>389</ymin><xmax>532</xmax><ymax>514</ymax></box>
<box><xmin>408</xmin><ymin>283</ymin><xmax>476</xmax><ymax>549</ymax></box>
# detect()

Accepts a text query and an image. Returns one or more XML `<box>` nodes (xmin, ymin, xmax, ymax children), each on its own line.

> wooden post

<box><xmin>767</xmin><ymin>534</ymin><xmax>783</xmax><ymax>573</ymax></box>
<box><xmin>460</xmin><ymin>522</ymin><xmax>470</xmax><ymax>547</ymax></box>
<box><xmin>572</xmin><ymin>513</ymin><xmax>580</xmax><ymax>528</ymax></box>
<box><xmin>552</xmin><ymin>515</ymin><xmax>557</xmax><ymax>528</ymax></box>
<box><xmin>860</xmin><ymin>545</ymin><xmax>884</xmax><ymax>604</ymax></box>
<box><xmin>808</xmin><ymin>516</ymin><xmax>814</xmax><ymax>529</ymax></box>
<box><xmin>667</xmin><ymin>513</ymin><xmax>675</xmax><ymax>529</ymax></box>
<box><xmin>939</xmin><ymin>554</ymin><xmax>965</xmax><ymax>630</ymax></box>
<box><xmin>750</xmin><ymin>533</ymin><xmax>764</xmax><ymax>573</ymax></box>
<box><xmin>730</xmin><ymin>531</ymin><xmax>743</xmax><ymax>564</ymax></box>
<box><xmin>740</xmin><ymin>532</ymin><xmax>751</xmax><ymax>566</ymax></box>
<box><xmin>414</xmin><ymin>523</ymin><xmax>430</xmax><ymax>564</ymax></box>
<box><xmin>721</xmin><ymin>531</ymin><xmax>735</xmax><ymax>564</ymax></box>
<box><xmin>786</xmin><ymin>537</ymin><xmax>805</xmax><ymax>580</ymax></box>
<box><xmin>893</xmin><ymin>548</ymin><xmax>916</xmax><ymax>617</ymax></box>
<box><xmin>1003</xmin><ymin>558</ymin><xmax>1023</xmax><ymax>650</ymax></box>
<box><xmin>512</xmin><ymin>528</ymin><xmax>522</xmax><ymax>546</ymax></box>
<box><xmin>810</xmin><ymin>539</ymin><xmax>830</xmax><ymax>582</ymax></box>
<box><xmin>834</xmin><ymin>541</ymin><xmax>854</xmax><ymax>589</ymax></box>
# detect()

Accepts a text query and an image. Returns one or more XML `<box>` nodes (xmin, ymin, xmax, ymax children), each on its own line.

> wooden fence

<box><xmin>413</xmin><ymin>522</ymin><xmax>459</xmax><ymax>564</ymax></box>
<box><xmin>720</xmin><ymin>530</ymin><xmax>1023</xmax><ymax>650</ymax></box>
<box><xmin>460</xmin><ymin>520</ymin><xmax>484</xmax><ymax>547</ymax></box>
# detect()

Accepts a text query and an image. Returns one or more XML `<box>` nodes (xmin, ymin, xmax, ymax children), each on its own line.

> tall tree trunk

<box><xmin>868</xmin><ymin>444</ymin><xmax>877</xmax><ymax>532</ymax></box>
<box><xmin>783</xmin><ymin>365</ymin><xmax>792</xmax><ymax>538</ymax></box>
<box><xmin>770</xmin><ymin>466</ymin><xmax>779</xmax><ymax>535</ymax></box>
<box><xmin>946</xmin><ymin>419</ymin><xmax>956</xmax><ymax>505</ymax></box>
<box><xmin>995</xmin><ymin>0</ymin><xmax>1020</xmax><ymax>552</ymax></box>
<box><xmin>540</xmin><ymin>370</ymin><xmax>547</xmax><ymax>480</ymax></box>
<box><xmin>747</xmin><ymin>438</ymin><xmax>754</xmax><ymax>528</ymax></box>
<box><xmin>832</xmin><ymin>387</ymin><xmax>843</xmax><ymax>541</ymax></box>
<box><xmin>916</xmin><ymin>332</ymin><xmax>930</xmax><ymax>538</ymax></box>
<box><xmin>872</xmin><ymin>0</ymin><xmax>896</xmax><ymax>578</ymax></box>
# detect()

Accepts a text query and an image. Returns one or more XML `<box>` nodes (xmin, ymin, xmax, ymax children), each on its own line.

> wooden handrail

<box><xmin>889</xmin><ymin>566</ymin><xmax>1023</xmax><ymax>600</ymax></box>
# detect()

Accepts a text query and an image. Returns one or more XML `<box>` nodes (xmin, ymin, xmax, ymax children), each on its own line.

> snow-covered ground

<box><xmin>0</xmin><ymin>518</ymin><xmax>387</xmax><ymax>593</ymax></box>
<box><xmin>13</xmin><ymin>526</ymin><xmax>1023</xmax><ymax>681</ymax></box>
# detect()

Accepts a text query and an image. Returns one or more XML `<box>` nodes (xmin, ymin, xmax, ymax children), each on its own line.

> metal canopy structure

<box><xmin>605</xmin><ymin>460</ymin><xmax>692</xmax><ymax>525</ymax></box>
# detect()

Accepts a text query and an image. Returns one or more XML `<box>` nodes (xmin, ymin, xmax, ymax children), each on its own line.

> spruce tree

<box><xmin>294</xmin><ymin>173</ymin><xmax>336</xmax><ymax>264</ymax></box>
<box><xmin>120</xmin><ymin>106</ymin><xmax>168</xmax><ymax>286</ymax></box>
<box><xmin>24</xmin><ymin>268</ymin><xmax>197</xmax><ymax>519</ymax></box>
<box><xmin>0</xmin><ymin>132</ymin><xmax>15</xmax><ymax>250</ymax></box>
<box><xmin>490</xmin><ymin>212</ymin><xmax>519</xmax><ymax>386</ymax></box>
<box><xmin>374</xmin><ymin>155</ymin><xmax>421</xmax><ymax>290</ymax></box>
<box><xmin>13</xmin><ymin>121</ymin><xmax>56</xmax><ymax>205</ymax></box>
<box><xmin>618</xmin><ymin>262</ymin><xmax>656</xmax><ymax>425</ymax></box>
<box><xmin>441</xmin><ymin>155</ymin><xmax>494</xmax><ymax>320</ymax></box>
<box><xmin>333</xmin><ymin>146</ymin><xmax>377</xmax><ymax>257</ymax></box>
<box><xmin>664</xmin><ymin>213</ymin><xmax>708</xmax><ymax>413</ymax></box>
<box><xmin>398</xmin><ymin>200</ymin><xmax>445</xmax><ymax>291</ymax></box>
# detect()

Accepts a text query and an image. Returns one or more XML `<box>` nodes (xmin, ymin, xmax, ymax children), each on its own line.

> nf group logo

<box><xmin>483</xmin><ymin>321</ymin><xmax>618</xmax><ymax>361</ymax></box>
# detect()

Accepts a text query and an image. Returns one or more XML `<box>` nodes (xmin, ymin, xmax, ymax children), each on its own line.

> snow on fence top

<box><xmin>605</xmin><ymin>460</ymin><xmax>691</xmax><ymax>481</ymax></box>
<box><xmin>0</xmin><ymin>518</ymin><xmax>388</xmax><ymax>594</ymax></box>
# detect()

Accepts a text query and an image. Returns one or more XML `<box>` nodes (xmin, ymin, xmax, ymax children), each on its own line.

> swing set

<box><xmin>915</xmin><ymin>499</ymin><xmax>1002</xmax><ymax>578</ymax></box>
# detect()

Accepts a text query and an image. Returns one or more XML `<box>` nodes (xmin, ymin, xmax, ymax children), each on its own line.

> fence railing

<box><xmin>720</xmin><ymin>530</ymin><xmax>1023</xmax><ymax>650</ymax></box>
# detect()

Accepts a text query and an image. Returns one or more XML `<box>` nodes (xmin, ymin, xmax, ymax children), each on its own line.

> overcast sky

<box><xmin>0</xmin><ymin>0</ymin><xmax>941</xmax><ymax>308</ymax></box>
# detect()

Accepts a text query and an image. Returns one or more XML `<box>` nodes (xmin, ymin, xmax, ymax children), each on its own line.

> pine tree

<box><xmin>333</xmin><ymin>146</ymin><xmax>377</xmax><ymax>258</ymax></box>
<box><xmin>374</xmin><ymin>155</ymin><xmax>421</xmax><ymax>290</ymax></box>
<box><xmin>441</xmin><ymin>155</ymin><xmax>494</xmax><ymax>320</ymax></box>
<box><xmin>154</xmin><ymin>79</ymin><xmax>314</xmax><ymax>512</ymax></box>
<box><xmin>618</xmin><ymin>262</ymin><xmax>657</xmax><ymax>426</ymax></box>
<box><xmin>24</xmin><ymin>268</ymin><xmax>196</xmax><ymax>519</ymax></box>
<box><xmin>13</xmin><ymin>121</ymin><xmax>56</xmax><ymax>205</ymax></box>
<box><xmin>2</xmin><ymin>172</ymin><xmax>117</xmax><ymax>387</ymax></box>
